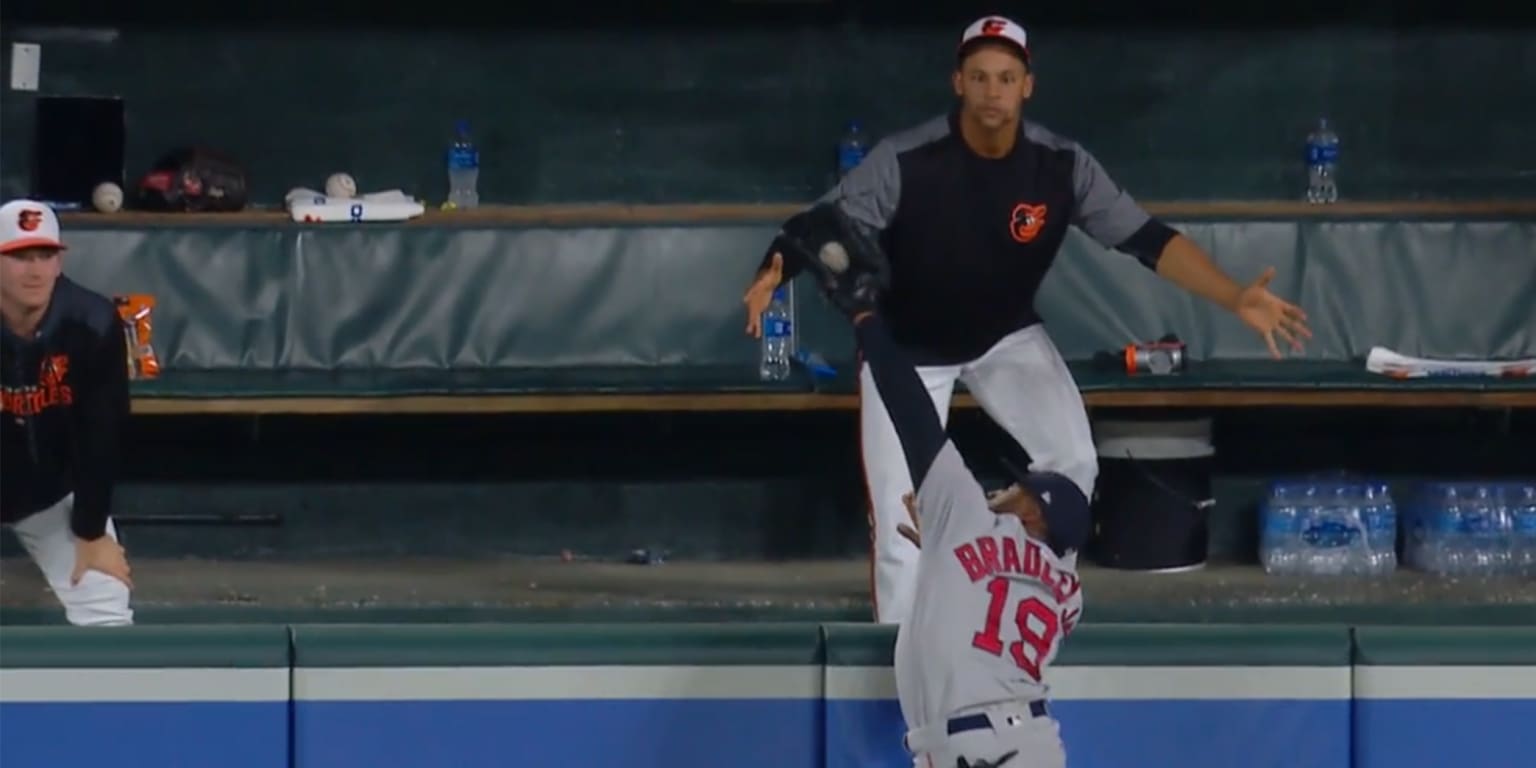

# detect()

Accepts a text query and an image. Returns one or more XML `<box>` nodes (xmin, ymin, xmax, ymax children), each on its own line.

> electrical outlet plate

<box><xmin>10</xmin><ymin>43</ymin><xmax>41</xmax><ymax>91</ymax></box>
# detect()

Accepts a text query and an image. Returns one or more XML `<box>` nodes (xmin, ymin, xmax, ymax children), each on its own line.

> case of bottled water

<box><xmin>1259</xmin><ymin>475</ymin><xmax>1396</xmax><ymax>576</ymax></box>
<box><xmin>1404</xmin><ymin>482</ymin><xmax>1535</xmax><ymax>576</ymax></box>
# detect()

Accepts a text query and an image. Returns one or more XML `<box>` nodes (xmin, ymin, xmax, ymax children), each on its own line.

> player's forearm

<box><xmin>1154</xmin><ymin>234</ymin><xmax>1243</xmax><ymax>313</ymax></box>
<box><xmin>854</xmin><ymin>313</ymin><xmax>946</xmax><ymax>488</ymax></box>
<box><xmin>70</xmin><ymin>331</ymin><xmax>130</xmax><ymax>540</ymax></box>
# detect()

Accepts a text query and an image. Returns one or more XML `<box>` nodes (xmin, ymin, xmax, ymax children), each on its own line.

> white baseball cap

<box><xmin>958</xmin><ymin>16</ymin><xmax>1030</xmax><ymax>66</ymax></box>
<box><xmin>0</xmin><ymin>199</ymin><xmax>66</xmax><ymax>254</ymax></box>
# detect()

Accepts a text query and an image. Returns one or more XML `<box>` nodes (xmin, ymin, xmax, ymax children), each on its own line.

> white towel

<box><xmin>285</xmin><ymin>187</ymin><xmax>425</xmax><ymax>223</ymax></box>
<box><xmin>1365</xmin><ymin>346</ymin><xmax>1536</xmax><ymax>378</ymax></box>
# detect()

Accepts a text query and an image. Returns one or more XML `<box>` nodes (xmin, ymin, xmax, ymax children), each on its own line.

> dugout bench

<box><xmin>70</xmin><ymin>200</ymin><xmax>1533</xmax><ymax>416</ymax></box>
<box><xmin>126</xmin><ymin>360</ymin><xmax>1536</xmax><ymax>415</ymax></box>
<box><xmin>74</xmin><ymin>200</ymin><xmax>1530</xmax><ymax>569</ymax></box>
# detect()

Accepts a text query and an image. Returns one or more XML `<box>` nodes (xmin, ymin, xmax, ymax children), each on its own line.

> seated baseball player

<box><xmin>0</xmin><ymin>199</ymin><xmax>135</xmax><ymax>626</ymax></box>
<box><xmin>771</xmin><ymin>203</ymin><xmax>1087</xmax><ymax>768</ymax></box>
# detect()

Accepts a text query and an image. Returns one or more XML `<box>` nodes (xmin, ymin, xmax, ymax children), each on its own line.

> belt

<box><xmin>905</xmin><ymin>700</ymin><xmax>1050</xmax><ymax>755</ymax></box>
<box><xmin>946</xmin><ymin>700</ymin><xmax>1049</xmax><ymax>736</ymax></box>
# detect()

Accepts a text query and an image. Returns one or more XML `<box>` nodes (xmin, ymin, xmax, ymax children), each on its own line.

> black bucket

<box><xmin>1088</xmin><ymin>419</ymin><xmax>1216</xmax><ymax>571</ymax></box>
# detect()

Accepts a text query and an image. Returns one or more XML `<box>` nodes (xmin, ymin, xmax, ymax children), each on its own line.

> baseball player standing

<box><xmin>745</xmin><ymin>15</ymin><xmax>1312</xmax><ymax>624</ymax></box>
<box><xmin>1</xmin><ymin>199</ymin><xmax>135</xmax><ymax>626</ymax></box>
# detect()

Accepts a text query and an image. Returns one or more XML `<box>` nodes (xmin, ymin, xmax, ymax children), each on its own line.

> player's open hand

<box><xmin>742</xmin><ymin>253</ymin><xmax>784</xmax><ymax>338</ymax></box>
<box><xmin>72</xmin><ymin>535</ymin><xmax>133</xmax><ymax>589</ymax></box>
<box><xmin>896</xmin><ymin>492</ymin><xmax>921</xmax><ymax>549</ymax></box>
<box><xmin>1235</xmin><ymin>266</ymin><xmax>1312</xmax><ymax>359</ymax></box>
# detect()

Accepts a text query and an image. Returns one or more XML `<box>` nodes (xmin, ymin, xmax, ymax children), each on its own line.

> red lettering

<box><xmin>1001</xmin><ymin>536</ymin><xmax>1022</xmax><ymax>575</ymax></box>
<box><xmin>954</xmin><ymin>543</ymin><xmax>987</xmax><ymax>582</ymax></box>
<box><xmin>976</xmin><ymin>536</ymin><xmax>1002</xmax><ymax>577</ymax></box>
<box><xmin>1040</xmin><ymin>559</ymin><xmax>1054</xmax><ymax>588</ymax></box>
<box><xmin>1055</xmin><ymin>573</ymin><xmax>1080</xmax><ymax>604</ymax></box>
<box><xmin>969</xmin><ymin>576</ymin><xmax>1062</xmax><ymax>683</ymax></box>
<box><xmin>1021</xmin><ymin>540</ymin><xmax>1042</xmax><ymax>578</ymax></box>
<box><xmin>971</xmin><ymin>576</ymin><xmax>1009</xmax><ymax>655</ymax></box>
<box><xmin>1012</xmin><ymin>597</ymin><xmax>1061</xmax><ymax>680</ymax></box>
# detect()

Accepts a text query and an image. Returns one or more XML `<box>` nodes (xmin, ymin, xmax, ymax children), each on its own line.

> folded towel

<box><xmin>1366</xmin><ymin>346</ymin><xmax>1536</xmax><ymax>378</ymax></box>
<box><xmin>285</xmin><ymin>187</ymin><xmax>424</xmax><ymax>223</ymax></box>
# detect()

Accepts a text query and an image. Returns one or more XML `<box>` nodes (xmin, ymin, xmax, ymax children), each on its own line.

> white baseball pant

<box><xmin>6</xmin><ymin>493</ymin><xmax>134</xmax><ymax>626</ymax></box>
<box><xmin>860</xmin><ymin>323</ymin><xmax>1097</xmax><ymax>624</ymax></box>
<box><xmin>905</xmin><ymin>701</ymin><xmax>1067</xmax><ymax>768</ymax></box>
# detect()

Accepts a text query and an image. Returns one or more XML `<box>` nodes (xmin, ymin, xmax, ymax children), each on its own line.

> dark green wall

<box><xmin>4</xmin><ymin>406</ymin><xmax>1521</xmax><ymax>564</ymax></box>
<box><xmin>3</xmin><ymin>4</ymin><xmax>1532</xmax><ymax>205</ymax></box>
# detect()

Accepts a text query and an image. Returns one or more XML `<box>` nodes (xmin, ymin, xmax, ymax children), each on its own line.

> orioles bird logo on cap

<box><xmin>17</xmin><ymin>209</ymin><xmax>43</xmax><ymax>232</ymax></box>
<box><xmin>980</xmin><ymin>18</ymin><xmax>1009</xmax><ymax>35</ymax></box>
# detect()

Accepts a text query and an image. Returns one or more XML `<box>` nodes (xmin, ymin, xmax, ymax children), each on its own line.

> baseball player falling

<box><xmin>0</xmin><ymin>199</ymin><xmax>135</xmax><ymax>626</ymax></box>
<box><xmin>772</xmin><ymin>203</ymin><xmax>1088</xmax><ymax>768</ymax></box>
<box><xmin>745</xmin><ymin>15</ymin><xmax>1312</xmax><ymax>624</ymax></box>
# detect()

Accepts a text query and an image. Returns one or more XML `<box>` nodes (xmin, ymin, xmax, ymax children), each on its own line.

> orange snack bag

<box><xmin>114</xmin><ymin>294</ymin><xmax>162</xmax><ymax>379</ymax></box>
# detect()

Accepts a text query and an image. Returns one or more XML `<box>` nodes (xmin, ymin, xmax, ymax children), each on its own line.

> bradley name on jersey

<box><xmin>952</xmin><ymin>533</ymin><xmax>1081</xmax><ymax>612</ymax></box>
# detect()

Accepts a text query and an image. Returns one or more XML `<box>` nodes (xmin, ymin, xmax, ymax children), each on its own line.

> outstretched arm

<box><xmin>1068</xmin><ymin>143</ymin><xmax>1311</xmax><ymax>358</ymax></box>
<box><xmin>853</xmin><ymin>312</ymin><xmax>946</xmax><ymax>490</ymax></box>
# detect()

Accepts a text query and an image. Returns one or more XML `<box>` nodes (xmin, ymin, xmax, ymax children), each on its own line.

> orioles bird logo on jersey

<box><xmin>1009</xmin><ymin>203</ymin><xmax>1047</xmax><ymax>244</ymax></box>
<box><xmin>17</xmin><ymin>208</ymin><xmax>43</xmax><ymax>232</ymax></box>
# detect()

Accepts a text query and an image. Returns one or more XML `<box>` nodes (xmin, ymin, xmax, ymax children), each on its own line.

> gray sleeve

<box><xmin>1070</xmin><ymin>144</ymin><xmax>1153</xmax><ymax>250</ymax></box>
<box><xmin>915</xmin><ymin>442</ymin><xmax>992</xmax><ymax>550</ymax></box>
<box><xmin>815</xmin><ymin>139</ymin><xmax>901</xmax><ymax>231</ymax></box>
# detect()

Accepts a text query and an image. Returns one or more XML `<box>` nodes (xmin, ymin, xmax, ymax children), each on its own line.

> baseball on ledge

<box><xmin>92</xmin><ymin>182</ymin><xmax>124</xmax><ymax>213</ymax></box>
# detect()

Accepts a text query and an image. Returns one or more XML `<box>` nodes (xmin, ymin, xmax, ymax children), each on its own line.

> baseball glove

<box><xmin>770</xmin><ymin>203</ymin><xmax>891</xmax><ymax>318</ymax></box>
<box><xmin>135</xmin><ymin>146</ymin><xmax>249</xmax><ymax>213</ymax></box>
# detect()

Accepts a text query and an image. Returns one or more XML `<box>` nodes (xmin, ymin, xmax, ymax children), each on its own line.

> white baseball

<box><xmin>92</xmin><ymin>182</ymin><xmax>123</xmax><ymax>213</ymax></box>
<box><xmin>819</xmin><ymin>240</ymin><xmax>850</xmax><ymax>273</ymax></box>
<box><xmin>325</xmin><ymin>172</ymin><xmax>357</xmax><ymax>199</ymax></box>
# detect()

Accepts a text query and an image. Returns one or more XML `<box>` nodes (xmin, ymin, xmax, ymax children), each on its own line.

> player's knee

<box><xmin>58</xmin><ymin>574</ymin><xmax>134</xmax><ymax>627</ymax></box>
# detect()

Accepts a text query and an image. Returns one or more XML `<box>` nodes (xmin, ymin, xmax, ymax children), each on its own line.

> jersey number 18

<box><xmin>971</xmin><ymin>576</ymin><xmax>1060</xmax><ymax>682</ymax></box>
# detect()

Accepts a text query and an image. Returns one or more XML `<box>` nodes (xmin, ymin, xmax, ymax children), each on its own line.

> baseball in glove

<box><xmin>768</xmin><ymin>203</ymin><xmax>892</xmax><ymax>318</ymax></box>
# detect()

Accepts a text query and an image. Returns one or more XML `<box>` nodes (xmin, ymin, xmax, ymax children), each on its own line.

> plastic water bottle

<box><xmin>1296</xmin><ymin>483</ymin><xmax>1327</xmax><ymax>573</ymax></box>
<box><xmin>1305</xmin><ymin>118</ymin><xmax>1339</xmax><ymax>204</ymax></box>
<box><xmin>1402</xmin><ymin>489</ymin><xmax>1429</xmax><ymax>572</ymax></box>
<box><xmin>1360</xmin><ymin>483</ymin><xmax>1398</xmax><ymax>575</ymax></box>
<box><xmin>446</xmin><ymin>119</ymin><xmax>480</xmax><ymax>209</ymax></box>
<box><xmin>759</xmin><ymin>287</ymin><xmax>793</xmax><ymax>381</ymax></box>
<box><xmin>1260</xmin><ymin>482</ymin><xmax>1302</xmax><ymax>574</ymax></box>
<box><xmin>837</xmin><ymin>120</ymin><xmax>869</xmax><ymax>178</ymax></box>
<box><xmin>1467</xmin><ymin>484</ymin><xmax>1512</xmax><ymax>574</ymax></box>
<box><xmin>1427</xmin><ymin>484</ymin><xmax>1463</xmax><ymax>573</ymax></box>
<box><xmin>1511</xmin><ymin>485</ymin><xmax>1536</xmax><ymax>576</ymax></box>
<box><xmin>1303</xmin><ymin>483</ymin><xmax>1366</xmax><ymax>576</ymax></box>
